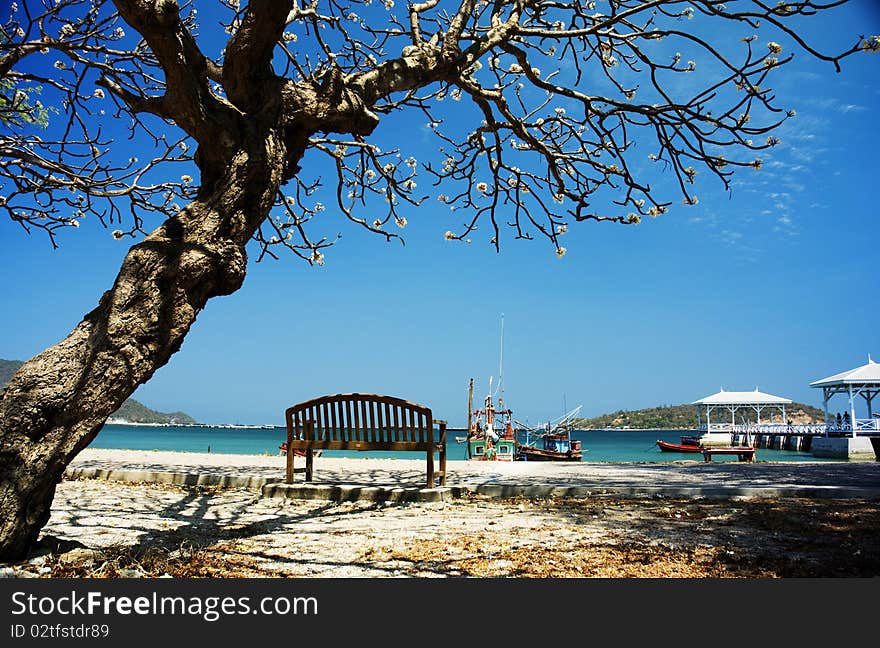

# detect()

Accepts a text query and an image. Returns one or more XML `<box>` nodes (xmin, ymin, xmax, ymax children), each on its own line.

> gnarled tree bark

<box><xmin>0</xmin><ymin>133</ymin><xmax>293</xmax><ymax>560</ymax></box>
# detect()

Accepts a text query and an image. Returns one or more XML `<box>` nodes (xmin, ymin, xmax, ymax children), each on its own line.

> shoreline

<box><xmin>105</xmin><ymin>420</ymin><xmax>281</xmax><ymax>429</ymax></box>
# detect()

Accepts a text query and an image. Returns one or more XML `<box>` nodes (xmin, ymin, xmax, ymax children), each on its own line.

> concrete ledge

<box><xmin>811</xmin><ymin>437</ymin><xmax>877</xmax><ymax>460</ymax></box>
<box><xmin>65</xmin><ymin>467</ymin><xmax>282</xmax><ymax>490</ymax></box>
<box><xmin>262</xmin><ymin>482</ymin><xmax>455</xmax><ymax>503</ymax></box>
<box><xmin>460</xmin><ymin>483</ymin><xmax>880</xmax><ymax>500</ymax></box>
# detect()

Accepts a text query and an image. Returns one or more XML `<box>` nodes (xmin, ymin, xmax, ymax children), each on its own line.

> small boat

<box><xmin>278</xmin><ymin>442</ymin><xmax>322</xmax><ymax>458</ymax></box>
<box><xmin>517</xmin><ymin>433</ymin><xmax>583</xmax><ymax>461</ymax></box>
<box><xmin>515</xmin><ymin>405</ymin><xmax>584</xmax><ymax>462</ymax></box>
<box><xmin>656</xmin><ymin>439</ymin><xmax>703</xmax><ymax>453</ymax></box>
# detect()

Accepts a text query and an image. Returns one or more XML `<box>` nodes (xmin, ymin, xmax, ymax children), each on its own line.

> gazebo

<box><xmin>809</xmin><ymin>356</ymin><xmax>879</xmax><ymax>459</ymax></box>
<box><xmin>692</xmin><ymin>388</ymin><xmax>792</xmax><ymax>447</ymax></box>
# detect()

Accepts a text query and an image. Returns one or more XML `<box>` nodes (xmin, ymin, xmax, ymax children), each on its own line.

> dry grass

<box><xmin>20</xmin><ymin>483</ymin><xmax>880</xmax><ymax>578</ymax></box>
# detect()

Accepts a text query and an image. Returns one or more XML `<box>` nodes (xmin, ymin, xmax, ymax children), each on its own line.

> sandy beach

<box><xmin>3</xmin><ymin>448</ymin><xmax>879</xmax><ymax>578</ymax></box>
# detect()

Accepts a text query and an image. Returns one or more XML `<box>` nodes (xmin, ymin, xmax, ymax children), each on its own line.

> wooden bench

<box><xmin>284</xmin><ymin>393</ymin><xmax>447</xmax><ymax>488</ymax></box>
<box><xmin>701</xmin><ymin>447</ymin><xmax>756</xmax><ymax>463</ymax></box>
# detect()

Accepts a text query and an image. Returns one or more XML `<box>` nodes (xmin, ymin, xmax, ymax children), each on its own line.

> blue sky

<box><xmin>1</xmin><ymin>1</ymin><xmax>878</xmax><ymax>426</ymax></box>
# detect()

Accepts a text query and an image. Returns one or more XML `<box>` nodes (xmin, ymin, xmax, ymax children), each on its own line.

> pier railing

<box><xmin>824</xmin><ymin>418</ymin><xmax>880</xmax><ymax>434</ymax></box>
<box><xmin>701</xmin><ymin>420</ymin><xmax>880</xmax><ymax>435</ymax></box>
<box><xmin>700</xmin><ymin>423</ymin><xmax>827</xmax><ymax>435</ymax></box>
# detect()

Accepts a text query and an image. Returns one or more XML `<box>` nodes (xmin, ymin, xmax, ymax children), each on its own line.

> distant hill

<box><xmin>1</xmin><ymin>358</ymin><xmax>198</xmax><ymax>425</ymax></box>
<box><xmin>107</xmin><ymin>399</ymin><xmax>197</xmax><ymax>425</ymax></box>
<box><xmin>575</xmin><ymin>402</ymin><xmax>825</xmax><ymax>430</ymax></box>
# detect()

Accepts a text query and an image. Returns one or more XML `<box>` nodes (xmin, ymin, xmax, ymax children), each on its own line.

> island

<box><xmin>573</xmin><ymin>402</ymin><xmax>825</xmax><ymax>430</ymax></box>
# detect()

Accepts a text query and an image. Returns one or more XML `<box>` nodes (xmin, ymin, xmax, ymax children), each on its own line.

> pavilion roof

<box><xmin>692</xmin><ymin>389</ymin><xmax>792</xmax><ymax>406</ymax></box>
<box><xmin>810</xmin><ymin>356</ymin><xmax>880</xmax><ymax>388</ymax></box>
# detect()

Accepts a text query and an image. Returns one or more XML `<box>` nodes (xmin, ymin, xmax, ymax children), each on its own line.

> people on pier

<box><xmin>843</xmin><ymin>411</ymin><xmax>851</xmax><ymax>430</ymax></box>
<box><xmin>836</xmin><ymin>413</ymin><xmax>842</xmax><ymax>430</ymax></box>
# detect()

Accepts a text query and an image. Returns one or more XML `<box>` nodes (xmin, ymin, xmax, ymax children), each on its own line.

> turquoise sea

<box><xmin>90</xmin><ymin>424</ymin><xmax>836</xmax><ymax>463</ymax></box>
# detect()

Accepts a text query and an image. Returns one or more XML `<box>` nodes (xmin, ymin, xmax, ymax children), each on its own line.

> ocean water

<box><xmin>90</xmin><ymin>425</ymin><xmax>837</xmax><ymax>463</ymax></box>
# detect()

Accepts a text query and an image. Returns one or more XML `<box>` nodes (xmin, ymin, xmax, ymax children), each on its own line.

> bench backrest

<box><xmin>285</xmin><ymin>393</ymin><xmax>435</xmax><ymax>450</ymax></box>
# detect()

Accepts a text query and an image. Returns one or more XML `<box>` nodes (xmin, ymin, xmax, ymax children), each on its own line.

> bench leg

<box><xmin>285</xmin><ymin>444</ymin><xmax>294</xmax><ymax>484</ymax></box>
<box><xmin>426</xmin><ymin>448</ymin><xmax>435</xmax><ymax>489</ymax></box>
<box><xmin>306</xmin><ymin>449</ymin><xmax>314</xmax><ymax>482</ymax></box>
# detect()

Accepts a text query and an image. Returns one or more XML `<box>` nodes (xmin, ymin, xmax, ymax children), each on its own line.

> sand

<box><xmin>3</xmin><ymin>448</ymin><xmax>879</xmax><ymax>578</ymax></box>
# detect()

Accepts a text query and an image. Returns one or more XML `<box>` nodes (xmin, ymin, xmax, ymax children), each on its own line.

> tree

<box><xmin>0</xmin><ymin>0</ymin><xmax>874</xmax><ymax>560</ymax></box>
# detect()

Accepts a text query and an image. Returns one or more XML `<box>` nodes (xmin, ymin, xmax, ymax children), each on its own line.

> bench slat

<box><xmin>368</xmin><ymin>399</ymin><xmax>377</xmax><ymax>442</ymax></box>
<box><xmin>383</xmin><ymin>402</ymin><xmax>392</xmax><ymax>443</ymax></box>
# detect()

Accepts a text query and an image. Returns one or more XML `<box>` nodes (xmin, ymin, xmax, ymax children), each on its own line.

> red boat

<box><xmin>279</xmin><ymin>442</ymin><xmax>322</xmax><ymax>458</ymax></box>
<box><xmin>656</xmin><ymin>439</ymin><xmax>704</xmax><ymax>453</ymax></box>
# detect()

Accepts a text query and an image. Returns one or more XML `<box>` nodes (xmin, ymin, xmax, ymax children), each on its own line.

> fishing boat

<box><xmin>463</xmin><ymin>315</ymin><xmax>584</xmax><ymax>461</ymax></box>
<box><xmin>655</xmin><ymin>439</ymin><xmax>703</xmax><ymax>453</ymax></box>
<box><xmin>465</xmin><ymin>377</ymin><xmax>517</xmax><ymax>461</ymax></box>
<box><xmin>463</xmin><ymin>316</ymin><xmax>519</xmax><ymax>462</ymax></box>
<box><xmin>515</xmin><ymin>405</ymin><xmax>584</xmax><ymax>461</ymax></box>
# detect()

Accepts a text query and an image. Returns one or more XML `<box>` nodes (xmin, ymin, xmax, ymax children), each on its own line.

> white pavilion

<box><xmin>692</xmin><ymin>389</ymin><xmax>792</xmax><ymax>447</ymax></box>
<box><xmin>809</xmin><ymin>356</ymin><xmax>880</xmax><ymax>459</ymax></box>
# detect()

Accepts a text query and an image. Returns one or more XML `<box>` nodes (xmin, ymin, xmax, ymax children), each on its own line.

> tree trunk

<box><xmin>0</xmin><ymin>135</ymin><xmax>291</xmax><ymax>561</ymax></box>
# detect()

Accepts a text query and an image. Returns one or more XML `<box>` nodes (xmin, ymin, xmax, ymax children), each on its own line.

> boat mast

<box><xmin>466</xmin><ymin>377</ymin><xmax>474</xmax><ymax>460</ymax></box>
<box><xmin>467</xmin><ymin>378</ymin><xmax>474</xmax><ymax>435</ymax></box>
<box><xmin>498</xmin><ymin>314</ymin><xmax>504</xmax><ymax>409</ymax></box>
